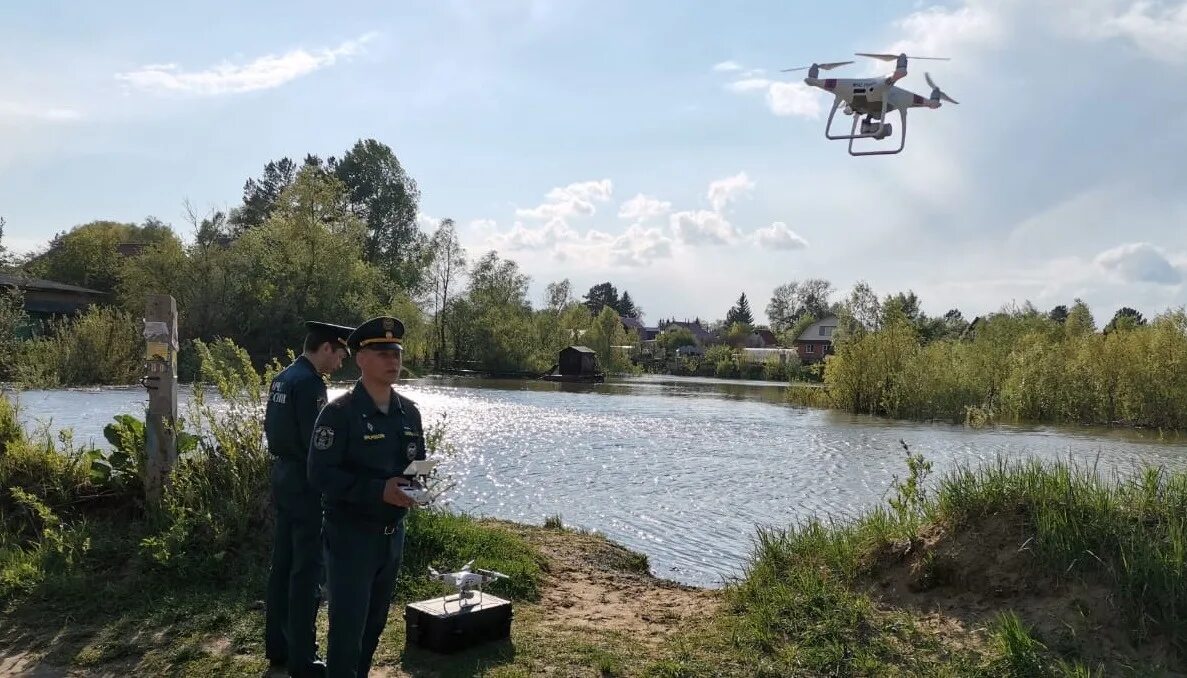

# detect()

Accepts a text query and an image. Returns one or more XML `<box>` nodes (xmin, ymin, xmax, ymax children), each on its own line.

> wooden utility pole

<box><xmin>143</xmin><ymin>294</ymin><xmax>178</xmax><ymax>505</ymax></box>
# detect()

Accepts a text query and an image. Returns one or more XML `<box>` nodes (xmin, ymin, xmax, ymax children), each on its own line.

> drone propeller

<box><xmin>780</xmin><ymin>60</ymin><xmax>853</xmax><ymax>73</ymax></box>
<box><xmin>925</xmin><ymin>72</ymin><xmax>959</xmax><ymax>104</ymax></box>
<box><xmin>477</xmin><ymin>568</ymin><xmax>510</xmax><ymax>580</ymax></box>
<box><xmin>856</xmin><ymin>52</ymin><xmax>950</xmax><ymax>61</ymax></box>
<box><xmin>462</xmin><ymin>559</ymin><xmax>475</xmax><ymax>571</ymax></box>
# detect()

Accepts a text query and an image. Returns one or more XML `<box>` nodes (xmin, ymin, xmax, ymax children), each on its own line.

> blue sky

<box><xmin>2</xmin><ymin>0</ymin><xmax>1186</xmax><ymax>326</ymax></box>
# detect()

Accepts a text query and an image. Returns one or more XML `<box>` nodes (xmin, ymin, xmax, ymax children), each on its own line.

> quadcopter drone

<box><xmin>783</xmin><ymin>52</ymin><xmax>959</xmax><ymax>156</ymax></box>
<box><xmin>428</xmin><ymin>559</ymin><xmax>510</xmax><ymax>610</ymax></box>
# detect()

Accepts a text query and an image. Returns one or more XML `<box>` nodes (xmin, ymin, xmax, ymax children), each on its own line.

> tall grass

<box><xmin>934</xmin><ymin>458</ymin><xmax>1187</xmax><ymax>645</ymax></box>
<box><xmin>722</xmin><ymin>451</ymin><xmax>1187</xmax><ymax>674</ymax></box>
<box><xmin>5</xmin><ymin>304</ymin><xmax>144</xmax><ymax>388</ymax></box>
<box><xmin>805</xmin><ymin>308</ymin><xmax>1187</xmax><ymax>430</ymax></box>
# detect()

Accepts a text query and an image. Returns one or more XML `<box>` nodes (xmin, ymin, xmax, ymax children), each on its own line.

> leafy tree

<box><xmin>544</xmin><ymin>279</ymin><xmax>574</xmax><ymax>313</ymax></box>
<box><xmin>333</xmin><ymin>139</ymin><xmax>424</xmax><ymax>289</ymax></box>
<box><xmin>1065</xmin><ymin>298</ymin><xmax>1096</xmax><ymax>338</ymax></box>
<box><xmin>725</xmin><ymin>293</ymin><xmax>754</xmax><ymax>326</ymax></box>
<box><xmin>583</xmin><ymin>305</ymin><xmax>634</xmax><ymax>372</ymax></box>
<box><xmin>767</xmin><ymin>279</ymin><xmax>834</xmax><ymax>333</ymax></box>
<box><xmin>724</xmin><ymin>321</ymin><xmax>753</xmax><ymax>348</ymax></box>
<box><xmin>462</xmin><ymin>251</ymin><xmax>538</xmax><ymax>371</ymax></box>
<box><xmin>216</xmin><ymin>165</ymin><xmax>384</xmax><ymax>359</ymax></box>
<box><xmin>1048</xmin><ymin>304</ymin><xmax>1069</xmax><ymax>324</ymax></box>
<box><xmin>1105</xmin><ymin>307</ymin><xmax>1147</xmax><ymax>333</ymax></box>
<box><xmin>659</xmin><ymin>327</ymin><xmax>697</xmax><ymax>354</ymax></box>
<box><xmin>836</xmin><ymin>280</ymin><xmax>882</xmax><ymax>339</ymax></box>
<box><xmin>427</xmin><ymin>218</ymin><xmax>466</xmax><ymax>365</ymax></box>
<box><xmin>229</xmin><ymin>157</ymin><xmax>298</xmax><ymax>231</ymax></box>
<box><xmin>583</xmin><ymin>282</ymin><xmax>620</xmax><ymax>316</ymax></box>
<box><xmin>26</xmin><ymin>218</ymin><xmax>181</xmax><ymax>293</ymax></box>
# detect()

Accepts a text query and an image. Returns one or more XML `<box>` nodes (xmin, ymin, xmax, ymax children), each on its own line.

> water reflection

<box><xmin>9</xmin><ymin>376</ymin><xmax>1187</xmax><ymax>588</ymax></box>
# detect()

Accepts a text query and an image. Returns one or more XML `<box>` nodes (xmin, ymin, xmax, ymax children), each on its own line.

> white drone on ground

<box><xmin>783</xmin><ymin>52</ymin><xmax>959</xmax><ymax>156</ymax></box>
<box><xmin>428</xmin><ymin>559</ymin><xmax>510</xmax><ymax>610</ymax></box>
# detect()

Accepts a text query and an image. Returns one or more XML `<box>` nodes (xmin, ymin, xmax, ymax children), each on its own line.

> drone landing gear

<box><xmin>823</xmin><ymin>97</ymin><xmax>909</xmax><ymax>156</ymax></box>
<box><xmin>847</xmin><ymin>108</ymin><xmax>907</xmax><ymax>156</ymax></box>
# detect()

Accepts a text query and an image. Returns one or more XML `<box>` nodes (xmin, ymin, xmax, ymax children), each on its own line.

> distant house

<box><xmin>0</xmin><ymin>273</ymin><xmax>106</xmax><ymax>321</ymax></box>
<box><xmin>660</xmin><ymin>320</ymin><xmax>715</xmax><ymax>345</ymax></box>
<box><xmin>619</xmin><ymin>315</ymin><xmax>659</xmax><ymax>340</ymax></box>
<box><xmin>793</xmin><ymin>314</ymin><xmax>839</xmax><ymax>363</ymax></box>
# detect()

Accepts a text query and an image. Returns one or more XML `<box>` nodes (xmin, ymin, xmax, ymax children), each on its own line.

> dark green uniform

<box><xmin>308</xmin><ymin>381</ymin><xmax>426</xmax><ymax>678</ymax></box>
<box><xmin>264</xmin><ymin>354</ymin><xmax>330</xmax><ymax>675</ymax></box>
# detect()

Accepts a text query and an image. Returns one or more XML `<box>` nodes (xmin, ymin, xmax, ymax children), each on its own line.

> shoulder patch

<box><xmin>312</xmin><ymin>426</ymin><xmax>335</xmax><ymax>450</ymax></box>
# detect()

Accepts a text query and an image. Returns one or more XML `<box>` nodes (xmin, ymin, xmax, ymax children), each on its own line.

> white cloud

<box><xmin>515</xmin><ymin>179</ymin><xmax>613</xmax><ymax>220</ymax></box>
<box><xmin>707</xmin><ymin>172</ymin><xmax>754</xmax><ymax>212</ymax></box>
<box><xmin>765</xmin><ymin>82</ymin><xmax>822</xmax><ymax>118</ymax></box>
<box><xmin>617</xmin><ymin>194</ymin><xmax>671</xmax><ymax>222</ymax></box>
<box><xmin>608</xmin><ymin>224</ymin><xmax>674</xmax><ymax>267</ymax></box>
<box><xmin>489</xmin><ymin>218</ymin><xmax>579</xmax><ymax>251</ymax></box>
<box><xmin>715</xmin><ymin>65</ymin><xmax>823</xmax><ymax>118</ymax></box>
<box><xmin>1091</xmin><ymin>1</ymin><xmax>1187</xmax><ymax>64</ymax></box>
<box><xmin>670</xmin><ymin>210</ymin><xmax>740</xmax><ymax>245</ymax></box>
<box><xmin>753</xmin><ymin>222</ymin><xmax>809</xmax><ymax>250</ymax></box>
<box><xmin>0</xmin><ymin>102</ymin><xmax>83</xmax><ymax>122</ymax></box>
<box><xmin>114</xmin><ymin>33</ymin><xmax>376</xmax><ymax>96</ymax></box>
<box><xmin>1094</xmin><ymin>242</ymin><xmax>1183</xmax><ymax>285</ymax></box>
<box><xmin>712</xmin><ymin>60</ymin><xmax>742</xmax><ymax>72</ymax></box>
<box><xmin>725</xmin><ymin>78</ymin><xmax>772</xmax><ymax>93</ymax></box>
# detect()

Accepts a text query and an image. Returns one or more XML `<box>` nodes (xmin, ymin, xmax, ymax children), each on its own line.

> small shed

<box><xmin>0</xmin><ymin>273</ymin><xmax>106</xmax><ymax>319</ymax></box>
<box><xmin>558</xmin><ymin>345</ymin><xmax>599</xmax><ymax>376</ymax></box>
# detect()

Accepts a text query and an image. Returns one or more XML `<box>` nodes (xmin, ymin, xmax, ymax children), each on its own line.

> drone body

<box><xmin>428</xmin><ymin>559</ymin><xmax>510</xmax><ymax>610</ymax></box>
<box><xmin>783</xmin><ymin>53</ymin><xmax>958</xmax><ymax>156</ymax></box>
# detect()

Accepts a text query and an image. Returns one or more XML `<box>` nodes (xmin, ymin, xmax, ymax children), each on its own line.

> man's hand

<box><xmin>382</xmin><ymin>477</ymin><xmax>415</xmax><ymax>507</ymax></box>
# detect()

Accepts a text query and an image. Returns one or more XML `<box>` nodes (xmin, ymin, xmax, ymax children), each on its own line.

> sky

<box><xmin>2</xmin><ymin>0</ymin><xmax>1186</xmax><ymax>327</ymax></box>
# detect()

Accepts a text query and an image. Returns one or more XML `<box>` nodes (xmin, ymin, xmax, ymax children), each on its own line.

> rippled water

<box><xmin>9</xmin><ymin>375</ymin><xmax>1187</xmax><ymax>588</ymax></box>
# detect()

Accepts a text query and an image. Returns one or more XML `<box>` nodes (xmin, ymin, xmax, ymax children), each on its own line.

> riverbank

<box><xmin>4</xmin><ymin>456</ymin><xmax>1186</xmax><ymax>676</ymax></box>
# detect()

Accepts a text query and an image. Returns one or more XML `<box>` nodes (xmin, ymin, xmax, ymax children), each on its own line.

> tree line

<box><xmin>0</xmin><ymin>139</ymin><xmax>640</xmax><ymax>385</ymax></box>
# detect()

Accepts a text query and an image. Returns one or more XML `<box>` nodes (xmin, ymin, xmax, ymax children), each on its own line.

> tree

<box><xmin>1048</xmin><ymin>304</ymin><xmax>1069</xmax><ymax>324</ymax></box>
<box><xmin>1065</xmin><ymin>298</ymin><xmax>1096</xmax><ymax>338</ymax></box>
<box><xmin>333</xmin><ymin>139</ymin><xmax>424</xmax><ymax>289</ymax></box>
<box><xmin>836</xmin><ymin>280</ymin><xmax>882</xmax><ymax>339</ymax></box>
<box><xmin>1105</xmin><ymin>306</ymin><xmax>1146</xmax><ymax>333</ymax></box>
<box><xmin>725</xmin><ymin>292</ymin><xmax>754</xmax><ymax>326</ymax></box>
<box><xmin>229</xmin><ymin>157</ymin><xmax>298</xmax><ymax>231</ymax></box>
<box><xmin>427</xmin><ymin>218</ymin><xmax>467</xmax><ymax>366</ymax></box>
<box><xmin>618</xmin><ymin>290</ymin><xmax>641</xmax><ymax>319</ymax></box>
<box><xmin>767</xmin><ymin>279</ymin><xmax>835</xmax><ymax>333</ymax></box>
<box><xmin>583</xmin><ymin>282</ymin><xmax>620</xmax><ymax>316</ymax></box>
<box><xmin>215</xmin><ymin>165</ymin><xmax>385</xmax><ymax>359</ymax></box>
<box><xmin>766</xmin><ymin>282</ymin><xmax>798</xmax><ymax>334</ymax></box>
<box><xmin>25</xmin><ymin>218</ymin><xmax>181</xmax><ymax>293</ymax></box>
<box><xmin>544</xmin><ymin>279</ymin><xmax>574</xmax><ymax>313</ymax></box>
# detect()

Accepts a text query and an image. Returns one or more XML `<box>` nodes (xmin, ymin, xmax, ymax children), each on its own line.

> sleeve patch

<box><xmin>313</xmin><ymin>426</ymin><xmax>335</xmax><ymax>450</ymax></box>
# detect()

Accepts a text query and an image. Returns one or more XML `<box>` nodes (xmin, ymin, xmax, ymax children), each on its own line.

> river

<box><xmin>8</xmin><ymin>375</ymin><xmax>1187</xmax><ymax>588</ymax></box>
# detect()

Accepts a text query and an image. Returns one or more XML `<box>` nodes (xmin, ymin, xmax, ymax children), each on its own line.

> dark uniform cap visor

<box><xmin>360</xmin><ymin>341</ymin><xmax>403</xmax><ymax>352</ymax></box>
<box><xmin>304</xmin><ymin>321</ymin><xmax>355</xmax><ymax>349</ymax></box>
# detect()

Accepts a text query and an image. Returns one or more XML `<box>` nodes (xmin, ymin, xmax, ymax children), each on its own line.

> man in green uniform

<box><xmin>264</xmin><ymin>320</ymin><xmax>354</xmax><ymax>678</ymax></box>
<box><xmin>308</xmin><ymin>316</ymin><xmax>426</xmax><ymax>678</ymax></box>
